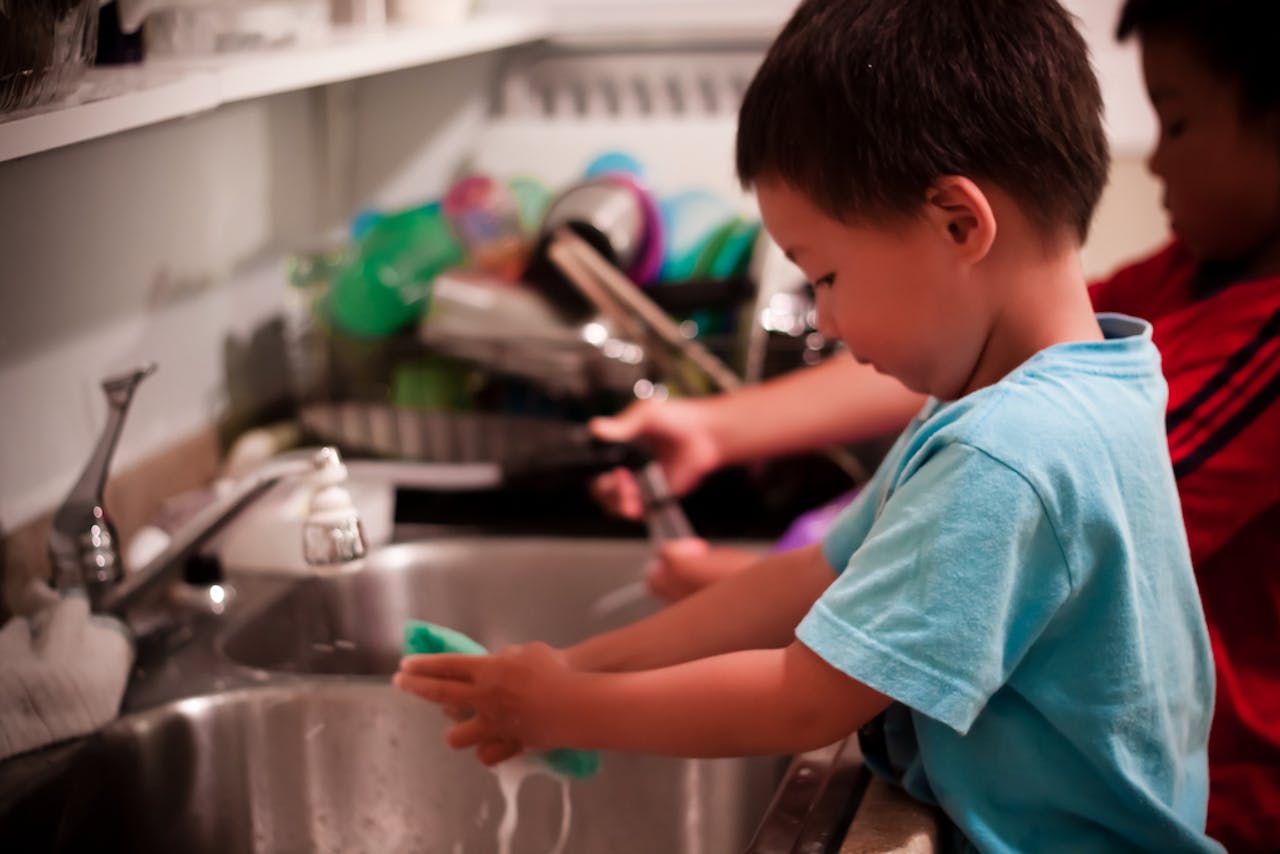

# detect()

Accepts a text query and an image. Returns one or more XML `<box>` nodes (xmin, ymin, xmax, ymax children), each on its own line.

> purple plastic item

<box><xmin>600</xmin><ymin>173</ymin><xmax>665</xmax><ymax>285</ymax></box>
<box><xmin>771</xmin><ymin>487</ymin><xmax>862</xmax><ymax>553</ymax></box>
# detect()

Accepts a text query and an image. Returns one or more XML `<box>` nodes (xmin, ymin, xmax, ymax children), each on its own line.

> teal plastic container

<box><xmin>330</xmin><ymin>203</ymin><xmax>465</xmax><ymax>338</ymax></box>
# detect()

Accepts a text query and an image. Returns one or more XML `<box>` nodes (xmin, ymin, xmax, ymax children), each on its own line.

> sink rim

<box><xmin>98</xmin><ymin>679</ymin><xmax>408</xmax><ymax>732</ymax></box>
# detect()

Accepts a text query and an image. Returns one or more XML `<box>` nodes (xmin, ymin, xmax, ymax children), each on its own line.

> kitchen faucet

<box><xmin>48</xmin><ymin>364</ymin><xmax>368</xmax><ymax>621</ymax></box>
<box><xmin>48</xmin><ymin>364</ymin><xmax>156</xmax><ymax>604</ymax></box>
<box><xmin>99</xmin><ymin>446</ymin><xmax>368</xmax><ymax>620</ymax></box>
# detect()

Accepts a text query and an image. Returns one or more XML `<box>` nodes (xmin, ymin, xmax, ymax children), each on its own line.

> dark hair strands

<box><xmin>1116</xmin><ymin>0</ymin><xmax>1280</xmax><ymax>121</ymax></box>
<box><xmin>737</xmin><ymin>0</ymin><xmax>1111</xmax><ymax>243</ymax></box>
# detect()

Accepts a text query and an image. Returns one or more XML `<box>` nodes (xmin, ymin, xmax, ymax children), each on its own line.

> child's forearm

<box><xmin>706</xmin><ymin>356</ymin><xmax>923</xmax><ymax>465</ymax></box>
<box><xmin>556</xmin><ymin>642</ymin><xmax>889</xmax><ymax>757</ymax></box>
<box><xmin>566</xmin><ymin>544</ymin><xmax>833</xmax><ymax>673</ymax></box>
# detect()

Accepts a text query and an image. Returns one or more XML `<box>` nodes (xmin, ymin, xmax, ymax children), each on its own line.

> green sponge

<box><xmin>403</xmin><ymin>619</ymin><xmax>601</xmax><ymax>780</ymax></box>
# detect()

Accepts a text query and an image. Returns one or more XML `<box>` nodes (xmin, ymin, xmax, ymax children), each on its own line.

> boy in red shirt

<box><xmin>591</xmin><ymin>1</ymin><xmax>1280</xmax><ymax>847</ymax></box>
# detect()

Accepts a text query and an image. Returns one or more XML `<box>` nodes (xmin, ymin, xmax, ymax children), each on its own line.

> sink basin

<box><xmin>45</xmin><ymin>683</ymin><xmax>783</xmax><ymax>853</ymax></box>
<box><xmin>221</xmin><ymin>538</ymin><xmax>668</xmax><ymax>675</ymax></box>
<box><xmin>0</xmin><ymin>536</ymin><xmax>789</xmax><ymax>852</ymax></box>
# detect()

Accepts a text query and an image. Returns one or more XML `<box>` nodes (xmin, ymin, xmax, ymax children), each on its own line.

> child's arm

<box><xmin>644</xmin><ymin>539</ymin><xmax>760</xmax><ymax>603</ymax></box>
<box><xmin>397</xmin><ymin>638</ymin><xmax>890</xmax><ymax>759</ymax></box>
<box><xmin>565</xmin><ymin>543</ymin><xmax>835</xmax><ymax>673</ymax></box>
<box><xmin>591</xmin><ymin>356</ymin><xmax>923</xmax><ymax>517</ymax></box>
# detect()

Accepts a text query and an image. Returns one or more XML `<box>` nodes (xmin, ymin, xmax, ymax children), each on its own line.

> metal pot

<box><xmin>539</xmin><ymin>177</ymin><xmax>649</xmax><ymax>275</ymax></box>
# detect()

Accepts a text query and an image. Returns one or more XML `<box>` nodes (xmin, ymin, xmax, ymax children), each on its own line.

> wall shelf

<box><xmin>0</xmin><ymin>12</ymin><xmax>547</xmax><ymax>164</ymax></box>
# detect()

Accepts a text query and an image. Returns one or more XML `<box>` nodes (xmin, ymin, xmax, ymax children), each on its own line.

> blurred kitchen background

<box><xmin>0</xmin><ymin>0</ymin><xmax>1167</xmax><ymax>607</ymax></box>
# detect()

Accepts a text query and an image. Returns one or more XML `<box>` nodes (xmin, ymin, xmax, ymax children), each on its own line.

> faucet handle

<box><xmin>49</xmin><ymin>363</ymin><xmax>156</xmax><ymax>602</ymax></box>
<box><xmin>102</xmin><ymin>363</ymin><xmax>157</xmax><ymax>399</ymax></box>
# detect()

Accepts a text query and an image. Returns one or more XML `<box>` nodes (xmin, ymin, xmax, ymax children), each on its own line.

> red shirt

<box><xmin>1091</xmin><ymin>242</ymin><xmax>1280</xmax><ymax>852</ymax></box>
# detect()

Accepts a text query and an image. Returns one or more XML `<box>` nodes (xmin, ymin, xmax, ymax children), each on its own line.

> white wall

<box><xmin>1061</xmin><ymin>0</ymin><xmax>1157</xmax><ymax>156</ymax></box>
<box><xmin>1085</xmin><ymin>155</ymin><xmax>1167</xmax><ymax>279</ymax></box>
<box><xmin>483</xmin><ymin>0</ymin><xmax>1157</xmax><ymax>154</ymax></box>
<box><xmin>0</xmin><ymin>54</ymin><xmax>496</xmax><ymax>531</ymax></box>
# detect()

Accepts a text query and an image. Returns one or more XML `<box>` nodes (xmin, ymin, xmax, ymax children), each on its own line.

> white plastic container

<box><xmin>142</xmin><ymin>0</ymin><xmax>331</xmax><ymax>55</ymax></box>
<box><xmin>387</xmin><ymin>0</ymin><xmax>470</xmax><ymax>27</ymax></box>
<box><xmin>331</xmin><ymin>0</ymin><xmax>386</xmax><ymax>27</ymax></box>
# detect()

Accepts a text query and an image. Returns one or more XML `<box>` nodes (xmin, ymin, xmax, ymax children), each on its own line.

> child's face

<box><xmin>756</xmin><ymin>179</ymin><xmax>988</xmax><ymax>399</ymax></box>
<box><xmin>1141</xmin><ymin>31</ymin><xmax>1280</xmax><ymax>264</ymax></box>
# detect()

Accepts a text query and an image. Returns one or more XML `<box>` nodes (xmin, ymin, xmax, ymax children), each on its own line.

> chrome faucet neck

<box><xmin>48</xmin><ymin>363</ymin><xmax>156</xmax><ymax>605</ymax></box>
<box><xmin>98</xmin><ymin>447</ymin><xmax>368</xmax><ymax>621</ymax></box>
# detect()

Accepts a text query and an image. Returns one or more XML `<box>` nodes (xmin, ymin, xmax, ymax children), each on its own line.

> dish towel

<box><xmin>0</xmin><ymin>581</ymin><xmax>134</xmax><ymax>762</ymax></box>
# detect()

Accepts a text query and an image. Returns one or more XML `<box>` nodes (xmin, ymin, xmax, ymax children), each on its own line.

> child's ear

<box><xmin>924</xmin><ymin>176</ymin><xmax>996</xmax><ymax>262</ymax></box>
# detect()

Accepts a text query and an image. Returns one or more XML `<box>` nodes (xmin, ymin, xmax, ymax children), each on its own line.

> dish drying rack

<box><xmin>288</xmin><ymin>40</ymin><xmax>868</xmax><ymax>483</ymax></box>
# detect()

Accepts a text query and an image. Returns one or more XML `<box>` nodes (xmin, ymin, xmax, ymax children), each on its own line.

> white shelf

<box><xmin>0</xmin><ymin>12</ymin><xmax>547</xmax><ymax>164</ymax></box>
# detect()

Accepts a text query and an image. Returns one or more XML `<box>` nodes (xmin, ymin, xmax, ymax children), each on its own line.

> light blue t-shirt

<box><xmin>797</xmin><ymin>315</ymin><xmax>1220</xmax><ymax>853</ymax></box>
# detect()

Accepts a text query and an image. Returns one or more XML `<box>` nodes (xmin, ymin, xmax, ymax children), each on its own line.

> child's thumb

<box><xmin>589</xmin><ymin>413</ymin><xmax>636</xmax><ymax>443</ymax></box>
<box><xmin>658</xmin><ymin>538</ymin><xmax>710</xmax><ymax>561</ymax></box>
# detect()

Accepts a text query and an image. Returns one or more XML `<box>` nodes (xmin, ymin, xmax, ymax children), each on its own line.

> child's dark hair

<box><xmin>1117</xmin><ymin>0</ymin><xmax>1280</xmax><ymax>121</ymax></box>
<box><xmin>737</xmin><ymin>0</ymin><xmax>1109</xmax><ymax>242</ymax></box>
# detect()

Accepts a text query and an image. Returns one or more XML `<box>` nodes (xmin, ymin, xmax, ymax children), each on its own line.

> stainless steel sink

<box><xmin>220</xmin><ymin>538</ymin><xmax>668</xmax><ymax>675</ymax></box>
<box><xmin>48</xmin><ymin>682</ymin><xmax>783</xmax><ymax>854</ymax></box>
<box><xmin>1</xmin><ymin>533</ymin><xmax>848</xmax><ymax>852</ymax></box>
<box><xmin>185</xmin><ymin>537</ymin><xmax>785</xmax><ymax>852</ymax></box>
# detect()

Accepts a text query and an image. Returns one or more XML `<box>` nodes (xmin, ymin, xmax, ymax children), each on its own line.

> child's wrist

<box><xmin>702</xmin><ymin>397</ymin><xmax>754</xmax><ymax>471</ymax></box>
<box><xmin>539</xmin><ymin>670</ymin><xmax>597</xmax><ymax>749</ymax></box>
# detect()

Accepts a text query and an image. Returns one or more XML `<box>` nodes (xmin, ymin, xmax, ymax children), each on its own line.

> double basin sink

<box><xmin>4</xmin><ymin>532</ymin><xmax>854</xmax><ymax>853</ymax></box>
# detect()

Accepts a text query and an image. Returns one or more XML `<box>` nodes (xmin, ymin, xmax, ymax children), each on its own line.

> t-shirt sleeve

<box><xmin>798</xmin><ymin>443</ymin><xmax>1073</xmax><ymax>734</ymax></box>
<box><xmin>820</xmin><ymin>469</ymin><xmax>886</xmax><ymax>572</ymax></box>
<box><xmin>820</xmin><ymin>416</ymin><xmax>927</xmax><ymax>572</ymax></box>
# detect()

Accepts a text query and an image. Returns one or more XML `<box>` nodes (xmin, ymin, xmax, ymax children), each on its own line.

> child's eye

<box><xmin>1162</xmin><ymin>119</ymin><xmax>1188</xmax><ymax>140</ymax></box>
<box><xmin>812</xmin><ymin>273</ymin><xmax>836</xmax><ymax>289</ymax></box>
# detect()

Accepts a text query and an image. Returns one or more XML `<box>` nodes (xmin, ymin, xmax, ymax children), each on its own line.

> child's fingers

<box><xmin>588</xmin><ymin>413</ymin><xmax>636</xmax><ymax>444</ymax></box>
<box><xmin>644</xmin><ymin>548</ymin><xmax>701</xmax><ymax>602</ymax></box>
<box><xmin>657</xmin><ymin>537</ymin><xmax>710</xmax><ymax>562</ymax></box>
<box><xmin>477</xmin><ymin>739</ymin><xmax>523</xmax><ymax>766</ymax></box>
<box><xmin>448</xmin><ymin>715</ymin><xmax>496</xmax><ymax>749</ymax></box>
<box><xmin>443</xmin><ymin>703</ymin><xmax>470</xmax><ymax>721</ymax></box>
<box><xmin>399</xmin><ymin>653</ymin><xmax>481</xmax><ymax>679</ymax></box>
<box><xmin>590</xmin><ymin>467</ymin><xmax>644</xmax><ymax>519</ymax></box>
<box><xmin>644</xmin><ymin>559</ymin><xmax>682</xmax><ymax>602</ymax></box>
<box><xmin>393</xmin><ymin>672</ymin><xmax>479</xmax><ymax>706</ymax></box>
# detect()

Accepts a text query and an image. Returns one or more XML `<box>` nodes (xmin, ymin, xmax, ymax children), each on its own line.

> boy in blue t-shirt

<box><xmin>396</xmin><ymin>0</ymin><xmax>1220</xmax><ymax>848</ymax></box>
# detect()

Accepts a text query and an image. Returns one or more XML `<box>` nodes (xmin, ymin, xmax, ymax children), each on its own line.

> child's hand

<box><xmin>589</xmin><ymin>465</ymin><xmax>645</xmax><ymax>519</ymax></box>
<box><xmin>646</xmin><ymin>538</ymin><xmax>760</xmax><ymax>602</ymax></box>
<box><xmin>394</xmin><ymin>642</ymin><xmax>573</xmax><ymax>757</ymax></box>
<box><xmin>588</xmin><ymin>399</ymin><xmax>722</xmax><ymax>516</ymax></box>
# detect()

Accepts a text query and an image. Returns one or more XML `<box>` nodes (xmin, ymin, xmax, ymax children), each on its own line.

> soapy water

<box><xmin>492</xmin><ymin>757</ymin><xmax>572</xmax><ymax>854</ymax></box>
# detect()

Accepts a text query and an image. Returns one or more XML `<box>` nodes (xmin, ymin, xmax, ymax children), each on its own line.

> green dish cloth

<box><xmin>403</xmin><ymin>619</ymin><xmax>600</xmax><ymax>780</ymax></box>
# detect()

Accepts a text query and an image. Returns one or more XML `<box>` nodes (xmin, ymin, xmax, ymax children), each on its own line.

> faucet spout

<box><xmin>48</xmin><ymin>363</ymin><xmax>156</xmax><ymax>600</ymax></box>
<box><xmin>98</xmin><ymin>447</ymin><xmax>368</xmax><ymax>620</ymax></box>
